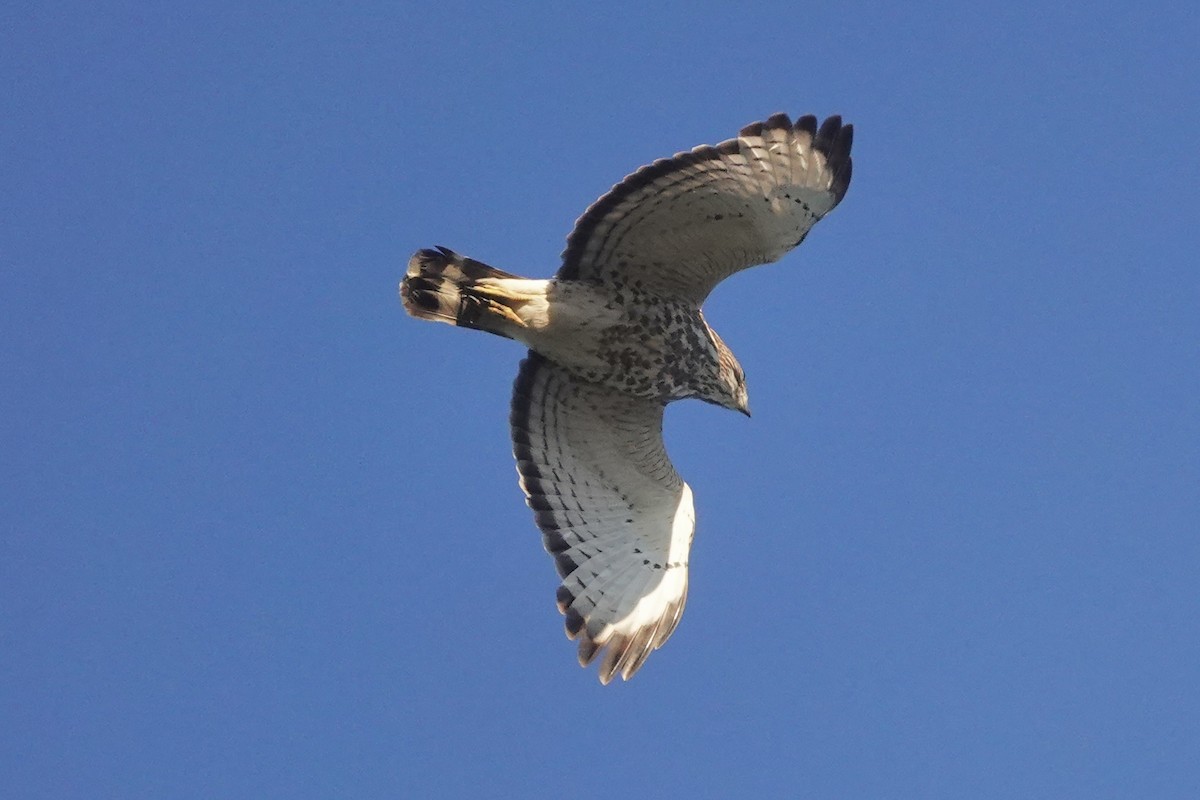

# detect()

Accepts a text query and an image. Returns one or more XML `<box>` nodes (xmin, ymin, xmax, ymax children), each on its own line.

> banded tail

<box><xmin>400</xmin><ymin>247</ymin><xmax>544</xmax><ymax>338</ymax></box>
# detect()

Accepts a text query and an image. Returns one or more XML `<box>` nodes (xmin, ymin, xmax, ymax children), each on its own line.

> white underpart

<box><xmin>589</xmin><ymin>484</ymin><xmax>694</xmax><ymax>647</ymax></box>
<box><xmin>511</xmin><ymin>355</ymin><xmax>697</xmax><ymax>683</ymax></box>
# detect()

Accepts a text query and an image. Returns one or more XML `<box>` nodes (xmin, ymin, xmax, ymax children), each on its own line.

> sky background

<box><xmin>3</xmin><ymin>2</ymin><xmax>1198</xmax><ymax>797</ymax></box>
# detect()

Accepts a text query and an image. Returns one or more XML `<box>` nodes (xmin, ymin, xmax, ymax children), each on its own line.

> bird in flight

<box><xmin>400</xmin><ymin>113</ymin><xmax>853</xmax><ymax>683</ymax></box>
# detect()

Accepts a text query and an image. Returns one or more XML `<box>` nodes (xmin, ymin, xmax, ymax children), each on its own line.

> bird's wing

<box><xmin>510</xmin><ymin>352</ymin><xmax>694</xmax><ymax>684</ymax></box>
<box><xmin>557</xmin><ymin>113</ymin><xmax>853</xmax><ymax>304</ymax></box>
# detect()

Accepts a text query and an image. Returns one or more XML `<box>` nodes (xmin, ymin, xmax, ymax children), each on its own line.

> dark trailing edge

<box><xmin>510</xmin><ymin>353</ymin><xmax>568</xmax><ymax>565</ymax></box>
<box><xmin>509</xmin><ymin>352</ymin><xmax>687</xmax><ymax>681</ymax></box>
<box><xmin>510</xmin><ymin>353</ymin><xmax>595</xmax><ymax>646</ymax></box>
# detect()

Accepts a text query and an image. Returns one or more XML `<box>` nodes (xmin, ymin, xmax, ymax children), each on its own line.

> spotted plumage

<box><xmin>399</xmin><ymin>112</ymin><xmax>853</xmax><ymax>683</ymax></box>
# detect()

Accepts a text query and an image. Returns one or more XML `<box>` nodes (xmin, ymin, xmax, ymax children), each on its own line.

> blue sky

<box><xmin>3</xmin><ymin>2</ymin><xmax>1198</xmax><ymax>797</ymax></box>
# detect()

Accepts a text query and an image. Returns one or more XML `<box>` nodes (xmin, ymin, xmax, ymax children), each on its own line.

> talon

<box><xmin>491</xmin><ymin>302</ymin><xmax>527</xmax><ymax>328</ymax></box>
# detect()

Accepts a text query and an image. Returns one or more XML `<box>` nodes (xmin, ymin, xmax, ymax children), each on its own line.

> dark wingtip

<box><xmin>739</xmin><ymin>120</ymin><xmax>764</xmax><ymax>137</ymax></box>
<box><xmin>555</xmin><ymin>585</ymin><xmax>574</xmax><ymax>613</ymax></box>
<box><xmin>840</xmin><ymin>123</ymin><xmax>855</xmax><ymax>155</ymax></box>
<box><xmin>832</xmin><ymin>153</ymin><xmax>853</xmax><ymax>204</ymax></box>
<box><xmin>812</xmin><ymin>115</ymin><xmax>854</xmax><ymax>206</ymax></box>
<box><xmin>744</xmin><ymin>113</ymin><xmax>793</xmax><ymax>139</ymax></box>
<box><xmin>577</xmin><ymin>637</ymin><xmax>599</xmax><ymax>668</ymax></box>
<box><xmin>765</xmin><ymin>112</ymin><xmax>792</xmax><ymax>130</ymax></box>
<box><xmin>564</xmin><ymin>607</ymin><xmax>585</xmax><ymax>638</ymax></box>
<box><xmin>553</xmin><ymin>551</ymin><xmax>579</xmax><ymax>579</ymax></box>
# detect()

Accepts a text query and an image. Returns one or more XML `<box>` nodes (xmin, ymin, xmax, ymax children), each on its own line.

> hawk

<box><xmin>400</xmin><ymin>113</ymin><xmax>853</xmax><ymax>683</ymax></box>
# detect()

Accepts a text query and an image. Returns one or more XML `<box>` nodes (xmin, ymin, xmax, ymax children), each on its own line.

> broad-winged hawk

<box><xmin>400</xmin><ymin>113</ymin><xmax>853</xmax><ymax>683</ymax></box>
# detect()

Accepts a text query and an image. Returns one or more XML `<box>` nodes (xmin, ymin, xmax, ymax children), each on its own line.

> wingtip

<box><xmin>811</xmin><ymin>114</ymin><xmax>854</xmax><ymax>206</ymax></box>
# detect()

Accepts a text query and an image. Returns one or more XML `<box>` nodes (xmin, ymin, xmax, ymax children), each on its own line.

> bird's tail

<box><xmin>400</xmin><ymin>247</ymin><xmax>543</xmax><ymax>338</ymax></box>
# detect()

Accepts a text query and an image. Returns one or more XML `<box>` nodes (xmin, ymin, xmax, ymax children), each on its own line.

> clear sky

<box><xmin>3</xmin><ymin>2</ymin><xmax>1198</xmax><ymax>797</ymax></box>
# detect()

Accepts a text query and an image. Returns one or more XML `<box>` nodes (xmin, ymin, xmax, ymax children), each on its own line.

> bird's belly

<box><xmin>533</xmin><ymin>321</ymin><xmax>715</xmax><ymax>403</ymax></box>
<box><xmin>517</xmin><ymin>282</ymin><xmax>718</xmax><ymax>402</ymax></box>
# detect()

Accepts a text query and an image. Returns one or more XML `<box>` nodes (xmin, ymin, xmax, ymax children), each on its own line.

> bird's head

<box><xmin>715</xmin><ymin>343</ymin><xmax>751</xmax><ymax>418</ymax></box>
